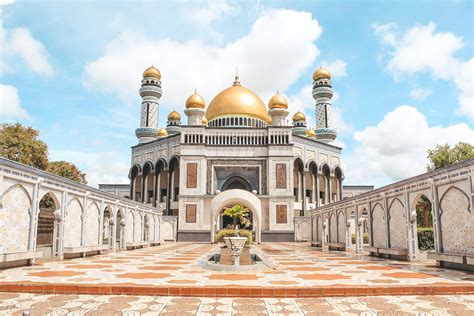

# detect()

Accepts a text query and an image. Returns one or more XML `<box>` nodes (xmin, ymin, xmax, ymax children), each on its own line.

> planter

<box><xmin>223</xmin><ymin>236</ymin><xmax>247</xmax><ymax>266</ymax></box>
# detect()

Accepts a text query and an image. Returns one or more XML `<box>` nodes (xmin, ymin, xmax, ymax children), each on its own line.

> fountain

<box><xmin>223</xmin><ymin>236</ymin><xmax>247</xmax><ymax>266</ymax></box>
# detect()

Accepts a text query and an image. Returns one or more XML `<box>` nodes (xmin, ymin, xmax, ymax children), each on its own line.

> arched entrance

<box><xmin>210</xmin><ymin>189</ymin><xmax>262</xmax><ymax>243</ymax></box>
<box><xmin>222</xmin><ymin>176</ymin><xmax>252</xmax><ymax>192</ymax></box>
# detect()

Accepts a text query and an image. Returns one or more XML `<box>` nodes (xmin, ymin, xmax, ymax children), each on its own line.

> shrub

<box><xmin>351</xmin><ymin>233</ymin><xmax>369</xmax><ymax>244</ymax></box>
<box><xmin>215</xmin><ymin>229</ymin><xmax>253</xmax><ymax>247</ymax></box>
<box><xmin>417</xmin><ymin>227</ymin><xmax>435</xmax><ymax>251</ymax></box>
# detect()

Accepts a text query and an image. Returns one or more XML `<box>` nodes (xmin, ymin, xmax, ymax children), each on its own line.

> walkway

<box><xmin>2</xmin><ymin>293</ymin><xmax>473</xmax><ymax>315</ymax></box>
<box><xmin>0</xmin><ymin>243</ymin><xmax>473</xmax><ymax>298</ymax></box>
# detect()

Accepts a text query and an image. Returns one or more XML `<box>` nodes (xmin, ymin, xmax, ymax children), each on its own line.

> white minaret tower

<box><xmin>312</xmin><ymin>66</ymin><xmax>337</xmax><ymax>143</ymax></box>
<box><xmin>268</xmin><ymin>91</ymin><xmax>289</xmax><ymax>126</ymax></box>
<box><xmin>135</xmin><ymin>65</ymin><xmax>162</xmax><ymax>143</ymax></box>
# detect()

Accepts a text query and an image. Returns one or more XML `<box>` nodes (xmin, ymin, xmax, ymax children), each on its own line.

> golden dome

<box><xmin>202</xmin><ymin>117</ymin><xmax>208</xmax><ymax>125</ymax></box>
<box><xmin>268</xmin><ymin>92</ymin><xmax>288</xmax><ymax>109</ymax></box>
<box><xmin>305</xmin><ymin>129</ymin><xmax>316</xmax><ymax>138</ymax></box>
<box><xmin>157</xmin><ymin>127</ymin><xmax>168</xmax><ymax>137</ymax></box>
<box><xmin>167</xmin><ymin>111</ymin><xmax>181</xmax><ymax>121</ymax></box>
<box><xmin>143</xmin><ymin>65</ymin><xmax>161</xmax><ymax>79</ymax></box>
<box><xmin>292</xmin><ymin>111</ymin><xmax>306</xmax><ymax>122</ymax></box>
<box><xmin>206</xmin><ymin>79</ymin><xmax>269</xmax><ymax>123</ymax></box>
<box><xmin>312</xmin><ymin>66</ymin><xmax>331</xmax><ymax>81</ymax></box>
<box><xmin>185</xmin><ymin>91</ymin><xmax>206</xmax><ymax>109</ymax></box>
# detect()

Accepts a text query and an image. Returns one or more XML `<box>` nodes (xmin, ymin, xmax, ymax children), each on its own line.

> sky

<box><xmin>1</xmin><ymin>0</ymin><xmax>473</xmax><ymax>188</ymax></box>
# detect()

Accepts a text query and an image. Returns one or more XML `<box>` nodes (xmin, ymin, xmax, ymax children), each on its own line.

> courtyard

<box><xmin>1</xmin><ymin>242</ymin><xmax>473</xmax><ymax>297</ymax></box>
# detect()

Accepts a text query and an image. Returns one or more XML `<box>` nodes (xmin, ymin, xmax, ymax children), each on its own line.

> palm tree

<box><xmin>223</xmin><ymin>204</ymin><xmax>250</xmax><ymax>230</ymax></box>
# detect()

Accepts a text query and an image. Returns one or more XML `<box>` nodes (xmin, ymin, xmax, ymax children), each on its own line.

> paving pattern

<box><xmin>1</xmin><ymin>292</ymin><xmax>473</xmax><ymax>315</ymax></box>
<box><xmin>0</xmin><ymin>242</ymin><xmax>473</xmax><ymax>297</ymax></box>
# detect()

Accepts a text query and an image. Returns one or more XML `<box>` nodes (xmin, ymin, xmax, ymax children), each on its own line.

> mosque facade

<box><xmin>116</xmin><ymin>66</ymin><xmax>344</xmax><ymax>242</ymax></box>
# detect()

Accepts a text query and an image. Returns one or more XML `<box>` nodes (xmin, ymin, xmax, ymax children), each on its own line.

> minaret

<box><xmin>312</xmin><ymin>66</ymin><xmax>337</xmax><ymax>143</ymax></box>
<box><xmin>166</xmin><ymin>111</ymin><xmax>181</xmax><ymax>135</ymax></box>
<box><xmin>184</xmin><ymin>90</ymin><xmax>206</xmax><ymax>125</ymax></box>
<box><xmin>292</xmin><ymin>111</ymin><xmax>307</xmax><ymax>135</ymax></box>
<box><xmin>268</xmin><ymin>91</ymin><xmax>289</xmax><ymax>126</ymax></box>
<box><xmin>135</xmin><ymin>65</ymin><xmax>162</xmax><ymax>143</ymax></box>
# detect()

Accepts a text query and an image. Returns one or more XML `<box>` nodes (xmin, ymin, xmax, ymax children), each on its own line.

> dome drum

<box><xmin>208</xmin><ymin>115</ymin><xmax>268</xmax><ymax>128</ymax></box>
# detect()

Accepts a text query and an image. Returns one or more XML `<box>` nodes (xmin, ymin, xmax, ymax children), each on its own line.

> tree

<box><xmin>416</xmin><ymin>195</ymin><xmax>432</xmax><ymax>228</ymax></box>
<box><xmin>0</xmin><ymin>123</ymin><xmax>48</xmax><ymax>169</ymax></box>
<box><xmin>47</xmin><ymin>161</ymin><xmax>87</xmax><ymax>184</ymax></box>
<box><xmin>427</xmin><ymin>142</ymin><xmax>474</xmax><ymax>170</ymax></box>
<box><xmin>223</xmin><ymin>204</ymin><xmax>250</xmax><ymax>229</ymax></box>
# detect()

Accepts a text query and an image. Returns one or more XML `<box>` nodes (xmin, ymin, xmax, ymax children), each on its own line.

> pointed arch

<box><xmin>64</xmin><ymin>197</ymin><xmax>83</xmax><ymax>247</ymax></box>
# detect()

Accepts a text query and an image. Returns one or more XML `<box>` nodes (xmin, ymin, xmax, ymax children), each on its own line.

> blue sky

<box><xmin>1</xmin><ymin>0</ymin><xmax>473</xmax><ymax>187</ymax></box>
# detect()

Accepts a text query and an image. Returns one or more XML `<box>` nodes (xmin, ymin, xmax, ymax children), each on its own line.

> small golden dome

<box><xmin>185</xmin><ymin>91</ymin><xmax>206</xmax><ymax>109</ymax></box>
<box><xmin>312</xmin><ymin>66</ymin><xmax>331</xmax><ymax>81</ymax></box>
<box><xmin>305</xmin><ymin>129</ymin><xmax>316</xmax><ymax>138</ymax></box>
<box><xmin>267</xmin><ymin>116</ymin><xmax>272</xmax><ymax>125</ymax></box>
<box><xmin>268</xmin><ymin>92</ymin><xmax>288</xmax><ymax>109</ymax></box>
<box><xmin>206</xmin><ymin>79</ymin><xmax>269</xmax><ymax>123</ymax></box>
<box><xmin>292</xmin><ymin>111</ymin><xmax>306</xmax><ymax>122</ymax></box>
<box><xmin>157</xmin><ymin>127</ymin><xmax>168</xmax><ymax>137</ymax></box>
<box><xmin>167</xmin><ymin>111</ymin><xmax>181</xmax><ymax>121</ymax></box>
<box><xmin>202</xmin><ymin>117</ymin><xmax>208</xmax><ymax>125</ymax></box>
<box><xmin>143</xmin><ymin>65</ymin><xmax>161</xmax><ymax>79</ymax></box>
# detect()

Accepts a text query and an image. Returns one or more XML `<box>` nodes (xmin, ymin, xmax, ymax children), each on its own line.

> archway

<box><xmin>37</xmin><ymin>192</ymin><xmax>59</xmax><ymax>259</ymax></box>
<box><xmin>414</xmin><ymin>194</ymin><xmax>435</xmax><ymax>253</ymax></box>
<box><xmin>222</xmin><ymin>176</ymin><xmax>252</xmax><ymax>192</ymax></box>
<box><xmin>103</xmin><ymin>206</ymin><xmax>112</xmax><ymax>249</ymax></box>
<box><xmin>210</xmin><ymin>189</ymin><xmax>262</xmax><ymax>243</ymax></box>
<box><xmin>116</xmin><ymin>209</ymin><xmax>125</xmax><ymax>250</ymax></box>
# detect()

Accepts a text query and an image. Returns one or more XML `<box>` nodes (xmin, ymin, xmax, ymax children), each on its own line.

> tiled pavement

<box><xmin>0</xmin><ymin>242</ymin><xmax>473</xmax><ymax>298</ymax></box>
<box><xmin>1</xmin><ymin>292</ymin><xmax>473</xmax><ymax>315</ymax></box>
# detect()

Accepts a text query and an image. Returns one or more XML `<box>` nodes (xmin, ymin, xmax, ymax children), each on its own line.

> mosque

<box><xmin>101</xmin><ymin>66</ymin><xmax>347</xmax><ymax>242</ymax></box>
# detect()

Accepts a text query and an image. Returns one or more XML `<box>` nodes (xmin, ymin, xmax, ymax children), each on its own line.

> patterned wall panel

<box><xmin>337</xmin><ymin>211</ymin><xmax>346</xmax><ymax>244</ymax></box>
<box><xmin>186</xmin><ymin>163</ymin><xmax>197</xmax><ymax>188</ymax></box>
<box><xmin>440</xmin><ymin>187</ymin><xmax>473</xmax><ymax>254</ymax></box>
<box><xmin>85</xmin><ymin>203</ymin><xmax>100</xmax><ymax>246</ymax></box>
<box><xmin>371</xmin><ymin>203</ymin><xmax>387</xmax><ymax>248</ymax></box>
<box><xmin>0</xmin><ymin>185</ymin><xmax>30</xmax><ymax>252</ymax></box>
<box><xmin>64</xmin><ymin>199</ymin><xmax>82</xmax><ymax>247</ymax></box>
<box><xmin>276</xmin><ymin>164</ymin><xmax>287</xmax><ymax>189</ymax></box>
<box><xmin>276</xmin><ymin>205</ymin><xmax>287</xmax><ymax>223</ymax></box>
<box><xmin>388</xmin><ymin>198</ymin><xmax>407</xmax><ymax>249</ymax></box>
<box><xmin>317</xmin><ymin>215</ymin><xmax>323</xmax><ymax>242</ymax></box>
<box><xmin>186</xmin><ymin>204</ymin><xmax>197</xmax><ymax>223</ymax></box>
<box><xmin>133</xmin><ymin>212</ymin><xmax>142</xmax><ymax>242</ymax></box>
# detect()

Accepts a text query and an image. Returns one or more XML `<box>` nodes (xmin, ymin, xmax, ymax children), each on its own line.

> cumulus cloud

<box><xmin>373</xmin><ymin>22</ymin><xmax>474</xmax><ymax>119</ymax></box>
<box><xmin>344</xmin><ymin>105</ymin><xmax>474</xmax><ymax>186</ymax></box>
<box><xmin>187</xmin><ymin>0</ymin><xmax>239</xmax><ymax>25</ymax></box>
<box><xmin>0</xmin><ymin>84</ymin><xmax>30</xmax><ymax>120</ymax></box>
<box><xmin>49</xmin><ymin>149</ymin><xmax>130</xmax><ymax>188</ymax></box>
<box><xmin>83</xmin><ymin>9</ymin><xmax>322</xmax><ymax>119</ymax></box>
<box><xmin>321</xmin><ymin>59</ymin><xmax>347</xmax><ymax>78</ymax></box>
<box><xmin>409</xmin><ymin>87</ymin><xmax>432</xmax><ymax>101</ymax></box>
<box><xmin>0</xmin><ymin>19</ymin><xmax>53</xmax><ymax>77</ymax></box>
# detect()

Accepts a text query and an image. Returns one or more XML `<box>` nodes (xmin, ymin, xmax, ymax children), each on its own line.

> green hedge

<box><xmin>417</xmin><ymin>227</ymin><xmax>435</xmax><ymax>251</ymax></box>
<box><xmin>351</xmin><ymin>233</ymin><xmax>369</xmax><ymax>244</ymax></box>
<box><xmin>215</xmin><ymin>229</ymin><xmax>253</xmax><ymax>247</ymax></box>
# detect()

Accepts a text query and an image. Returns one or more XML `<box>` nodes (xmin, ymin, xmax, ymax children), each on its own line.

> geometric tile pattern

<box><xmin>0</xmin><ymin>242</ymin><xmax>473</xmax><ymax>298</ymax></box>
<box><xmin>1</xmin><ymin>293</ymin><xmax>473</xmax><ymax>315</ymax></box>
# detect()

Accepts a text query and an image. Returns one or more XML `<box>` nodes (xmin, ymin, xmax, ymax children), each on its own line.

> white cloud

<box><xmin>83</xmin><ymin>9</ymin><xmax>322</xmax><ymax>121</ymax></box>
<box><xmin>373</xmin><ymin>22</ymin><xmax>474</xmax><ymax>119</ymax></box>
<box><xmin>344</xmin><ymin>105</ymin><xmax>474</xmax><ymax>186</ymax></box>
<box><xmin>49</xmin><ymin>149</ymin><xmax>130</xmax><ymax>188</ymax></box>
<box><xmin>0</xmin><ymin>19</ymin><xmax>53</xmax><ymax>76</ymax></box>
<box><xmin>187</xmin><ymin>0</ymin><xmax>239</xmax><ymax>25</ymax></box>
<box><xmin>321</xmin><ymin>59</ymin><xmax>347</xmax><ymax>78</ymax></box>
<box><xmin>0</xmin><ymin>0</ymin><xmax>15</xmax><ymax>5</ymax></box>
<box><xmin>0</xmin><ymin>84</ymin><xmax>30</xmax><ymax>120</ymax></box>
<box><xmin>409</xmin><ymin>87</ymin><xmax>432</xmax><ymax>101</ymax></box>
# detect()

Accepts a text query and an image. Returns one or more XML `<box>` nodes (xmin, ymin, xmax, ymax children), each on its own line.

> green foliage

<box><xmin>417</xmin><ymin>228</ymin><xmax>435</xmax><ymax>251</ymax></box>
<box><xmin>0</xmin><ymin>123</ymin><xmax>48</xmax><ymax>169</ymax></box>
<box><xmin>351</xmin><ymin>233</ymin><xmax>369</xmax><ymax>244</ymax></box>
<box><xmin>223</xmin><ymin>204</ymin><xmax>250</xmax><ymax>229</ymax></box>
<box><xmin>427</xmin><ymin>142</ymin><xmax>474</xmax><ymax>170</ymax></box>
<box><xmin>47</xmin><ymin>161</ymin><xmax>87</xmax><ymax>184</ymax></box>
<box><xmin>416</xmin><ymin>195</ymin><xmax>433</xmax><ymax>228</ymax></box>
<box><xmin>0</xmin><ymin>123</ymin><xmax>87</xmax><ymax>184</ymax></box>
<box><xmin>215</xmin><ymin>229</ymin><xmax>253</xmax><ymax>246</ymax></box>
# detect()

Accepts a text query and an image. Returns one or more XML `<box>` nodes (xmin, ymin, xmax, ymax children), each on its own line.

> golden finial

<box><xmin>233</xmin><ymin>67</ymin><xmax>240</xmax><ymax>86</ymax></box>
